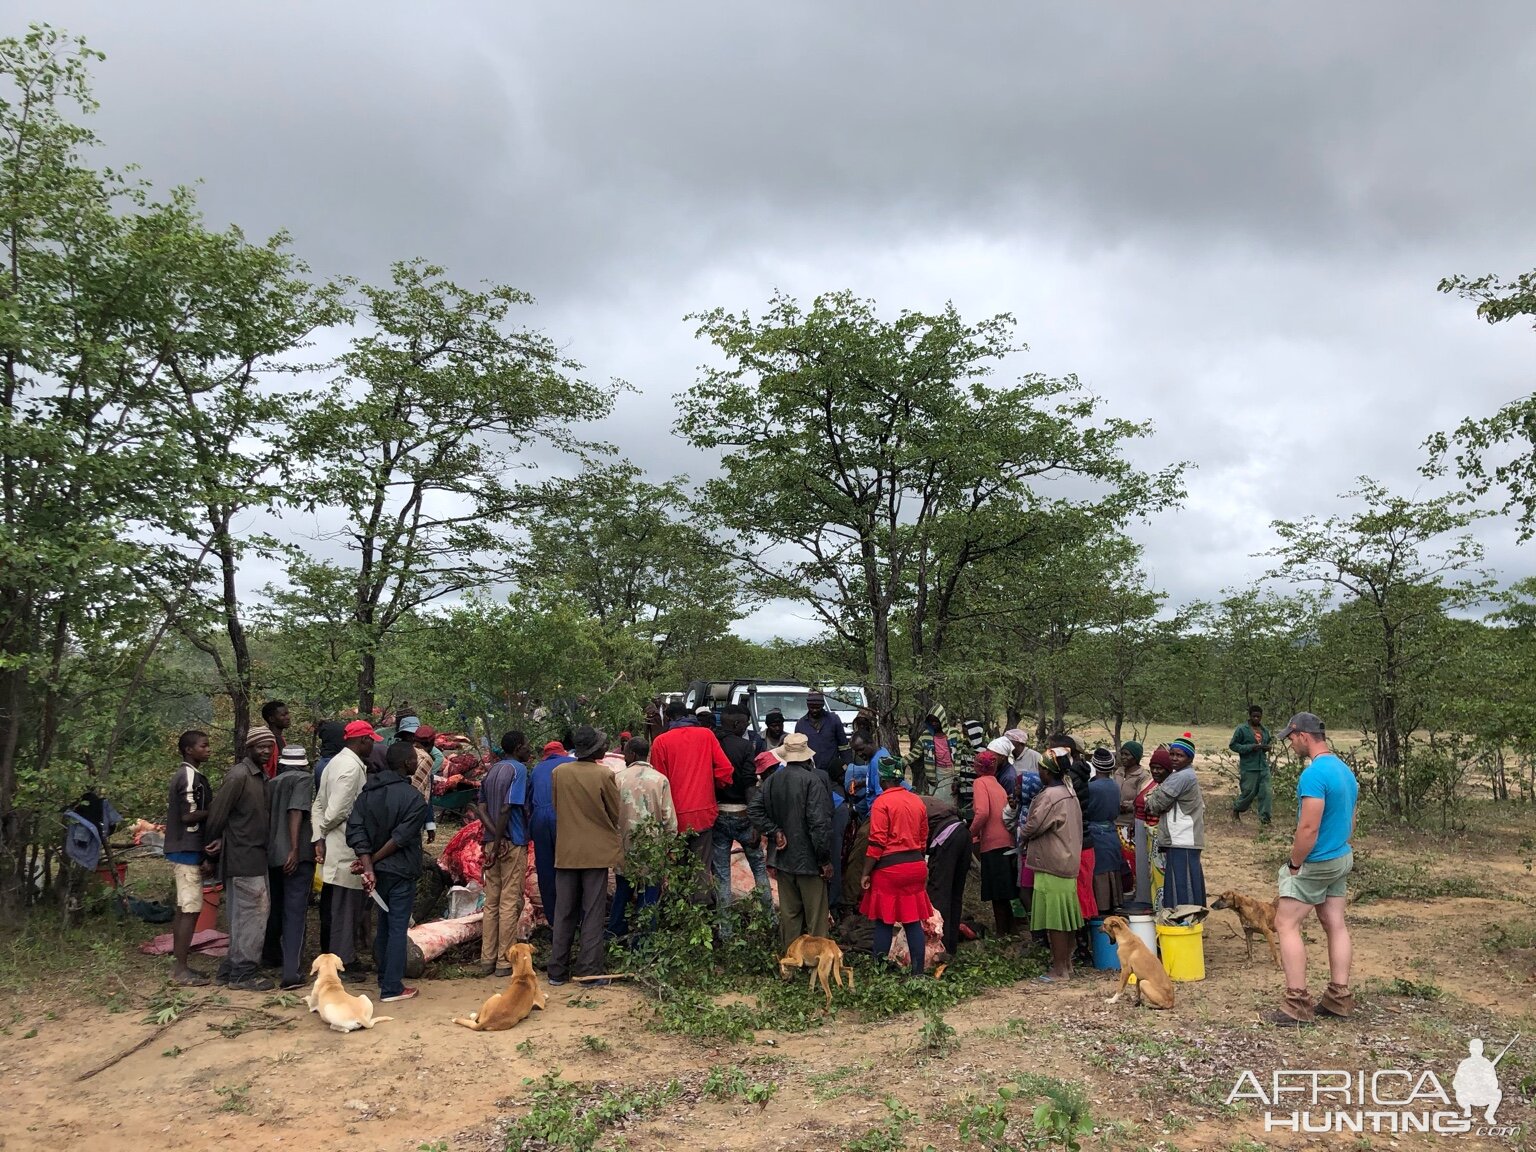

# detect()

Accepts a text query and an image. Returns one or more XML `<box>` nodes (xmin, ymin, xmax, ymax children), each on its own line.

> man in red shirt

<box><xmin>650</xmin><ymin>701</ymin><xmax>733</xmax><ymax>899</ymax></box>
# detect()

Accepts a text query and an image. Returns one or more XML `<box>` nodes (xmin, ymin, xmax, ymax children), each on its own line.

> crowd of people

<box><xmin>161</xmin><ymin>694</ymin><xmax>1359</xmax><ymax>1027</ymax></box>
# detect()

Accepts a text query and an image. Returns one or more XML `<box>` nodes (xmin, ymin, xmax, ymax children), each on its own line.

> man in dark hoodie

<box><xmin>748</xmin><ymin>732</ymin><xmax>834</xmax><ymax>949</ymax></box>
<box><xmin>346</xmin><ymin>741</ymin><xmax>429</xmax><ymax>1003</ymax></box>
<box><xmin>712</xmin><ymin>706</ymin><xmax>771</xmax><ymax>938</ymax></box>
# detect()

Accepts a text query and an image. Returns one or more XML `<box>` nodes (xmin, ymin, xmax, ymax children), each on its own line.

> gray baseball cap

<box><xmin>1276</xmin><ymin>712</ymin><xmax>1325</xmax><ymax>740</ymax></box>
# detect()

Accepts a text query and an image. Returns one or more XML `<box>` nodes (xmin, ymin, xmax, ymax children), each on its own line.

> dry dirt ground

<box><xmin>2</xmin><ymin>766</ymin><xmax>1534</xmax><ymax>1152</ymax></box>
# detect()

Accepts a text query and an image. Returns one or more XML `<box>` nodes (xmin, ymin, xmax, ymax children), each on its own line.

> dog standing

<box><xmin>452</xmin><ymin>942</ymin><xmax>547</xmax><ymax>1031</ymax></box>
<box><xmin>778</xmin><ymin>934</ymin><xmax>854</xmax><ymax>1008</ymax></box>
<box><xmin>304</xmin><ymin>953</ymin><xmax>394</xmax><ymax>1033</ymax></box>
<box><xmin>1100</xmin><ymin>916</ymin><xmax>1175</xmax><ymax>1010</ymax></box>
<box><xmin>1211</xmin><ymin>890</ymin><xmax>1281</xmax><ymax>969</ymax></box>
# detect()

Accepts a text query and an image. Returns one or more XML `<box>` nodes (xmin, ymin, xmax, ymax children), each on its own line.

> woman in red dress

<box><xmin>860</xmin><ymin>759</ymin><xmax>933</xmax><ymax>975</ymax></box>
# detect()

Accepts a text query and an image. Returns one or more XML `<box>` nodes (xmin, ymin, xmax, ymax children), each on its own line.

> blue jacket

<box><xmin>531</xmin><ymin>753</ymin><xmax>571</xmax><ymax>821</ymax></box>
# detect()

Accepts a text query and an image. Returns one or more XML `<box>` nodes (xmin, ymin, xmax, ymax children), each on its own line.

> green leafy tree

<box><xmin>1202</xmin><ymin>585</ymin><xmax>1329</xmax><ymax>721</ymax></box>
<box><xmin>153</xmin><ymin>237</ymin><xmax>346</xmax><ymax>748</ymax></box>
<box><xmin>1268</xmin><ymin>478</ymin><xmax>1491</xmax><ymax>822</ymax></box>
<box><xmin>1426</xmin><ymin>270</ymin><xmax>1536</xmax><ymax>536</ymax></box>
<box><xmin>512</xmin><ymin>463</ymin><xmax>740</xmax><ymax>665</ymax></box>
<box><xmin>678</xmin><ymin>291</ymin><xmax>1180</xmax><ymax>747</ymax></box>
<box><xmin>0</xmin><ymin>27</ymin><xmax>325</xmax><ymax>915</ymax></box>
<box><xmin>291</xmin><ymin>260</ymin><xmax>616</xmax><ymax>713</ymax></box>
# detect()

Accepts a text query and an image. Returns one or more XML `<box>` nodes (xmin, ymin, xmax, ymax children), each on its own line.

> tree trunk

<box><xmin>358</xmin><ymin>649</ymin><xmax>377</xmax><ymax>718</ymax></box>
<box><xmin>216</xmin><ymin>527</ymin><xmax>253</xmax><ymax>748</ymax></box>
<box><xmin>871</xmin><ymin>606</ymin><xmax>898</xmax><ymax>753</ymax></box>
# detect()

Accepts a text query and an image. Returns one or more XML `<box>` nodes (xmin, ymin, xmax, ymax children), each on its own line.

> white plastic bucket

<box><xmin>1128</xmin><ymin>912</ymin><xmax>1158</xmax><ymax>955</ymax></box>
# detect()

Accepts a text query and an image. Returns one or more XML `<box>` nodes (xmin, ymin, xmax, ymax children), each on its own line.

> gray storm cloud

<box><xmin>28</xmin><ymin>1</ymin><xmax>1536</xmax><ymax>639</ymax></box>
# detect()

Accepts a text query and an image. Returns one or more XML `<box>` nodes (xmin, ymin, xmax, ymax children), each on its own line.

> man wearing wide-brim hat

<box><xmin>748</xmin><ymin>733</ymin><xmax>835</xmax><ymax>949</ymax></box>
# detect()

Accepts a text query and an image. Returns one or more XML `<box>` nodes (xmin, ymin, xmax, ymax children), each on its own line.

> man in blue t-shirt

<box><xmin>1268</xmin><ymin>712</ymin><xmax>1359</xmax><ymax>1028</ymax></box>
<box><xmin>474</xmin><ymin>731</ymin><xmax>531</xmax><ymax>976</ymax></box>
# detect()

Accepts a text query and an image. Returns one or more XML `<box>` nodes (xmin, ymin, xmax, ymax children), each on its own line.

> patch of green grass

<box><xmin>806</xmin><ymin>1062</ymin><xmax>867</xmax><ymax>1102</ymax></box>
<box><xmin>516</xmin><ymin>1038</ymin><xmax>536</xmax><ymax>1057</ymax></box>
<box><xmin>21</xmin><ymin>1026</ymin><xmax>37</xmax><ymax>1039</ymax></box>
<box><xmin>1349</xmin><ymin>858</ymin><xmax>1484</xmax><ymax>904</ymax></box>
<box><xmin>743</xmin><ymin>1080</ymin><xmax>776</xmax><ymax>1109</ymax></box>
<box><xmin>958</xmin><ymin>1074</ymin><xmax>1094</xmax><ymax>1152</ymax></box>
<box><xmin>1098</xmin><ymin>1119</ymin><xmax>1139</xmax><ymax>1146</ymax></box>
<box><xmin>701</xmin><ymin>1065</ymin><xmax>748</xmax><ymax>1100</ymax></box>
<box><xmin>624</xmin><ymin>827</ymin><xmax>1041</xmax><ymax>1046</ymax></box>
<box><xmin>920</xmin><ymin>1007</ymin><xmax>956</xmax><ymax>1054</ymax></box>
<box><xmin>215</xmin><ymin>1083</ymin><xmax>250</xmax><ymax>1113</ymax></box>
<box><xmin>578</xmin><ymin>1033</ymin><xmax>609</xmax><ymax>1053</ymax></box>
<box><xmin>844</xmin><ymin>1098</ymin><xmax>918</xmax><ymax>1152</ymax></box>
<box><xmin>1484</xmin><ymin>918</ymin><xmax>1536</xmax><ymax>953</ymax></box>
<box><xmin>501</xmin><ymin>1071</ymin><xmax>681</xmax><ymax>1152</ymax></box>
<box><xmin>700</xmin><ymin>1065</ymin><xmax>776</xmax><ymax>1109</ymax></box>
<box><xmin>1382</xmin><ymin>983</ymin><xmax>1437</xmax><ymax>1001</ymax></box>
<box><xmin>974</xmin><ymin>1016</ymin><xmax>1033</xmax><ymax>1040</ymax></box>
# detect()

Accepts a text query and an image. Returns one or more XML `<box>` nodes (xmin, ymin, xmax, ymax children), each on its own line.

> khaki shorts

<box><xmin>1277</xmin><ymin>850</ymin><xmax>1353</xmax><ymax>905</ymax></box>
<box><xmin>172</xmin><ymin>863</ymin><xmax>204</xmax><ymax>915</ymax></box>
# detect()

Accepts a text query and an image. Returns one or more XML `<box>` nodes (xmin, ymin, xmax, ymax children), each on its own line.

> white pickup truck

<box><xmin>682</xmin><ymin>679</ymin><xmax>867</xmax><ymax>731</ymax></box>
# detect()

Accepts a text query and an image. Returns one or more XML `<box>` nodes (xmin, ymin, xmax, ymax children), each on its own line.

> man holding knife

<box><xmin>347</xmin><ymin>740</ymin><xmax>430</xmax><ymax>1003</ymax></box>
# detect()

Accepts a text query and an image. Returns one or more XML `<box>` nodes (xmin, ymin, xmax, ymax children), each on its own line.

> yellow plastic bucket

<box><xmin>1156</xmin><ymin>922</ymin><xmax>1205</xmax><ymax>982</ymax></box>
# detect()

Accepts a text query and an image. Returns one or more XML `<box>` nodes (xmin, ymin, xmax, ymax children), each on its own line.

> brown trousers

<box><xmin>480</xmin><ymin>844</ymin><xmax>528</xmax><ymax>966</ymax></box>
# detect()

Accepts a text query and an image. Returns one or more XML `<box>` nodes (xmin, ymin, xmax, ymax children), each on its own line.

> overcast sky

<box><xmin>28</xmin><ymin>2</ymin><xmax>1536</xmax><ymax>640</ymax></box>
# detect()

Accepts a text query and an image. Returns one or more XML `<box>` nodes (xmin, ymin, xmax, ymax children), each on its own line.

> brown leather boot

<box><xmin>1264</xmin><ymin>986</ymin><xmax>1316</xmax><ymax>1027</ymax></box>
<box><xmin>1318</xmin><ymin>982</ymin><xmax>1355</xmax><ymax>1018</ymax></box>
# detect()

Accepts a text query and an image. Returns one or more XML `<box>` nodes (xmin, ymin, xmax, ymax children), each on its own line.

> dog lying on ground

<box><xmin>452</xmin><ymin>943</ymin><xmax>546</xmax><ymax>1031</ymax></box>
<box><xmin>778</xmin><ymin>934</ymin><xmax>854</xmax><ymax>1008</ymax></box>
<box><xmin>1211</xmin><ymin>890</ymin><xmax>1281</xmax><ymax>969</ymax></box>
<box><xmin>1101</xmin><ymin>916</ymin><xmax>1175</xmax><ymax>1009</ymax></box>
<box><xmin>304</xmin><ymin>953</ymin><xmax>394</xmax><ymax>1033</ymax></box>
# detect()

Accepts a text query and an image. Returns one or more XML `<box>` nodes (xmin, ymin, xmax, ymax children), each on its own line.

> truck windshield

<box><xmin>749</xmin><ymin>689</ymin><xmax>864</xmax><ymax>721</ymax></box>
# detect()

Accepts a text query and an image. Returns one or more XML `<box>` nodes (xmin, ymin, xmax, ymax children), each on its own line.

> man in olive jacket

<box><xmin>748</xmin><ymin>732</ymin><xmax>834</xmax><ymax>948</ymax></box>
<box><xmin>549</xmin><ymin>726</ymin><xmax>623</xmax><ymax>986</ymax></box>
<box><xmin>206</xmin><ymin>726</ymin><xmax>276</xmax><ymax>991</ymax></box>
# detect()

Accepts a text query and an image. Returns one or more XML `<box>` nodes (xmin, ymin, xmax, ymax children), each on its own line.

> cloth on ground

<box><xmin>139</xmin><ymin>928</ymin><xmax>229</xmax><ymax>957</ymax></box>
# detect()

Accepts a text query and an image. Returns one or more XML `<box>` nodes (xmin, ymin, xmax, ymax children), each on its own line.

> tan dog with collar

<box><xmin>1101</xmin><ymin>916</ymin><xmax>1175</xmax><ymax>1010</ymax></box>
<box><xmin>452</xmin><ymin>943</ymin><xmax>546</xmax><ymax>1031</ymax></box>
<box><xmin>305</xmin><ymin>953</ymin><xmax>394</xmax><ymax>1033</ymax></box>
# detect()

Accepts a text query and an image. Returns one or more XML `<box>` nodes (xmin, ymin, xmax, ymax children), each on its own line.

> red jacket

<box><xmin>866</xmin><ymin>785</ymin><xmax>930</xmax><ymax>861</ymax></box>
<box><xmin>650</xmin><ymin>724</ymin><xmax>734</xmax><ymax>833</ymax></box>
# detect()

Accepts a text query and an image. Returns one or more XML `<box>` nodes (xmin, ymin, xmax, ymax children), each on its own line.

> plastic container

<box><xmin>1086</xmin><ymin>918</ymin><xmax>1119</xmax><ymax>969</ymax></box>
<box><xmin>195</xmin><ymin>883</ymin><xmax>223</xmax><ymax>933</ymax></box>
<box><xmin>1156</xmin><ymin>921</ymin><xmax>1205</xmax><ymax>981</ymax></box>
<box><xmin>1128</xmin><ymin>912</ymin><xmax>1158</xmax><ymax>955</ymax></box>
<box><xmin>94</xmin><ymin>862</ymin><xmax>127</xmax><ymax>887</ymax></box>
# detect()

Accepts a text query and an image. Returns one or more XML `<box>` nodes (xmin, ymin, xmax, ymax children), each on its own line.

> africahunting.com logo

<box><xmin>1227</xmin><ymin>1034</ymin><xmax>1521</xmax><ymax>1139</ymax></box>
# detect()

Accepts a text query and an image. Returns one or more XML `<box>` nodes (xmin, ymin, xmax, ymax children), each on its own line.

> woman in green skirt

<box><xmin>1018</xmin><ymin>745</ymin><xmax>1085</xmax><ymax>981</ymax></box>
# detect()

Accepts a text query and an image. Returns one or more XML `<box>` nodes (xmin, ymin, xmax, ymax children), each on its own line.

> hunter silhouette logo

<box><xmin>1453</xmin><ymin>1035</ymin><xmax>1516</xmax><ymax>1124</ymax></box>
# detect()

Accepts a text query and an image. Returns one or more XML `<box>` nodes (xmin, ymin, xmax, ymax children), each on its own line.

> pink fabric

<box><xmin>969</xmin><ymin>775</ymin><xmax>1012</xmax><ymax>853</ymax></box>
<box><xmin>139</xmin><ymin>928</ymin><xmax>228</xmax><ymax>957</ymax></box>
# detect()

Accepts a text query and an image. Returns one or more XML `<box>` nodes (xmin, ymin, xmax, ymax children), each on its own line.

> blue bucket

<box><xmin>1087</xmin><ymin>918</ymin><xmax>1119</xmax><ymax>970</ymax></box>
